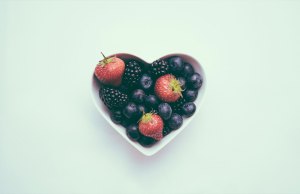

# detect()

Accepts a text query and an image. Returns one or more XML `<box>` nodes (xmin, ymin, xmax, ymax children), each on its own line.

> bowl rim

<box><xmin>90</xmin><ymin>53</ymin><xmax>207</xmax><ymax>156</ymax></box>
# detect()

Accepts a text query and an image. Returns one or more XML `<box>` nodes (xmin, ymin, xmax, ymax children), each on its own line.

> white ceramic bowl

<box><xmin>91</xmin><ymin>53</ymin><xmax>206</xmax><ymax>156</ymax></box>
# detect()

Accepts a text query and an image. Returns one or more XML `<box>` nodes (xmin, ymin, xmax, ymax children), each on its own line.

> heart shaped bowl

<box><xmin>91</xmin><ymin>53</ymin><xmax>206</xmax><ymax>156</ymax></box>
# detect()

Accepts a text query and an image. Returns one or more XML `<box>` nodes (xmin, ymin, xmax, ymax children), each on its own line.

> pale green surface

<box><xmin>1</xmin><ymin>1</ymin><xmax>300</xmax><ymax>194</ymax></box>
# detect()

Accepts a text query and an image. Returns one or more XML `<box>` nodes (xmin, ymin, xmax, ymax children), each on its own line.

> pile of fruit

<box><xmin>94</xmin><ymin>53</ymin><xmax>203</xmax><ymax>147</ymax></box>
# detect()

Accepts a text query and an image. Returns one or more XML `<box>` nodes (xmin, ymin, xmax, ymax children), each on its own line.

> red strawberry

<box><xmin>154</xmin><ymin>74</ymin><xmax>183</xmax><ymax>102</ymax></box>
<box><xmin>138</xmin><ymin>113</ymin><xmax>164</xmax><ymax>141</ymax></box>
<box><xmin>94</xmin><ymin>53</ymin><xmax>125</xmax><ymax>87</ymax></box>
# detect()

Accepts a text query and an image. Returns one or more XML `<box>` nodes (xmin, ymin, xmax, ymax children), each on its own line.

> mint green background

<box><xmin>1</xmin><ymin>1</ymin><xmax>300</xmax><ymax>194</ymax></box>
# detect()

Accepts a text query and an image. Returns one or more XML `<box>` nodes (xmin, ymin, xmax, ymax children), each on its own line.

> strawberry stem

<box><xmin>170</xmin><ymin>77</ymin><xmax>183</xmax><ymax>97</ymax></box>
<box><xmin>97</xmin><ymin>52</ymin><xmax>114</xmax><ymax>67</ymax></box>
<box><xmin>101</xmin><ymin>52</ymin><xmax>108</xmax><ymax>64</ymax></box>
<box><xmin>101</xmin><ymin>52</ymin><xmax>107</xmax><ymax>60</ymax></box>
<box><xmin>140</xmin><ymin>112</ymin><xmax>153</xmax><ymax>123</ymax></box>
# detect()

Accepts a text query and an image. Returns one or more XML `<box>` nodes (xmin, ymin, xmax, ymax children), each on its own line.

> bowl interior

<box><xmin>91</xmin><ymin>53</ymin><xmax>206</xmax><ymax>156</ymax></box>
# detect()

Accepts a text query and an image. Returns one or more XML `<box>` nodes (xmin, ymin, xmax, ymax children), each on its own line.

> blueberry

<box><xmin>187</xmin><ymin>73</ymin><xmax>202</xmax><ymax>90</ymax></box>
<box><xmin>167</xmin><ymin>113</ymin><xmax>183</xmax><ymax>130</ymax></box>
<box><xmin>126</xmin><ymin>124</ymin><xmax>141</xmax><ymax>141</ymax></box>
<box><xmin>182</xmin><ymin>63</ymin><xmax>194</xmax><ymax>78</ymax></box>
<box><xmin>158</xmin><ymin>103</ymin><xmax>172</xmax><ymax>120</ymax></box>
<box><xmin>131</xmin><ymin>89</ymin><xmax>145</xmax><ymax>104</ymax></box>
<box><xmin>163</xmin><ymin>126</ymin><xmax>172</xmax><ymax>136</ymax></box>
<box><xmin>110</xmin><ymin>110</ymin><xmax>123</xmax><ymax>124</ymax></box>
<box><xmin>145</xmin><ymin>95</ymin><xmax>159</xmax><ymax>108</ymax></box>
<box><xmin>135</xmin><ymin>108</ymin><xmax>143</xmax><ymax>121</ymax></box>
<box><xmin>169</xmin><ymin>56</ymin><xmax>184</xmax><ymax>75</ymax></box>
<box><xmin>182</xmin><ymin>102</ymin><xmax>196</xmax><ymax>117</ymax></box>
<box><xmin>123</xmin><ymin>102</ymin><xmax>139</xmax><ymax>119</ymax></box>
<box><xmin>138</xmin><ymin>136</ymin><xmax>157</xmax><ymax>147</ymax></box>
<box><xmin>139</xmin><ymin>74</ymin><xmax>153</xmax><ymax>91</ymax></box>
<box><xmin>183</xmin><ymin>89</ymin><xmax>198</xmax><ymax>102</ymax></box>
<box><xmin>137</xmin><ymin>104</ymin><xmax>148</xmax><ymax>114</ymax></box>
<box><xmin>121</xmin><ymin>119</ymin><xmax>131</xmax><ymax>128</ymax></box>
<box><xmin>177</xmin><ymin>77</ymin><xmax>187</xmax><ymax>90</ymax></box>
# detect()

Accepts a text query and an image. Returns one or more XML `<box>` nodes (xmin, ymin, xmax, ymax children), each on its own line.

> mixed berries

<box><xmin>94</xmin><ymin>54</ymin><xmax>203</xmax><ymax>147</ymax></box>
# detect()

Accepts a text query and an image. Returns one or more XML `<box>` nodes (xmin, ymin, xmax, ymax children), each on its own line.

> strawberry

<box><xmin>94</xmin><ymin>52</ymin><xmax>125</xmax><ymax>87</ymax></box>
<box><xmin>154</xmin><ymin>74</ymin><xmax>183</xmax><ymax>102</ymax></box>
<box><xmin>138</xmin><ymin>113</ymin><xmax>164</xmax><ymax>141</ymax></box>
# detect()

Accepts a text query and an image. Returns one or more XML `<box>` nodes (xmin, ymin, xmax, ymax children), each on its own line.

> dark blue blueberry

<box><xmin>182</xmin><ymin>63</ymin><xmax>194</xmax><ymax>78</ymax></box>
<box><xmin>126</xmin><ymin>124</ymin><xmax>141</xmax><ymax>141</ymax></box>
<box><xmin>133</xmin><ymin>108</ymin><xmax>143</xmax><ymax>122</ymax></box>
<box><xmin>138</xmin><ymin>104</ymin><xmax>148</xmax><ymax>114</ymax></box>
<box><xmin>167</xmin><ymin>113</ymin><xmax>183</xmax><ymax>130</ymax></box>
<box><xmin>183</xmin><ymin>89</ymin><xmax>198</xmax><ymax>102</ymax></box>
<box><xmin>169</xmin><ymin>56</ymin><xmax>184</xmax><ymax>75</ymax></box>
<box><xmin>187</xmin><ymin>73</ymin><xmax>202</xmax><ymax>90</ymax></box>
<box><xmin>182</xmin><ymin>102</ymin><xmax>196</xmax><ymax>117</ymax></box>
<box><xmin>123</xmin><ymin>102</ymin><xmax>139</xmax><ymax>119</ymax></box>
<box><xmin>145</xmin><ymin>95</ymin><xmax>159</xmax><ymax>108</ymax></box>
<box><xmin>138</xmin><ymin>136</ymin><xmax>157</xmax><ymax>147</ymax></box>
<box><xmin>139</xmin><ymin>74</ymin><xmax>154</xmax><ymax>91</ymax></box>
<box><xmin>163</xmin><ymin>126</ymin><xmax>172</xmax><ymax>136</ymax></box>
<box><xmin>158</xmin><ymin>103</ymin><xmax>172</xmax><ymax>120</ymax></box>
<box><xmin>131</xmin><ymin>89</ymin><xmax>145</xmax><ymax>104</ymax></box>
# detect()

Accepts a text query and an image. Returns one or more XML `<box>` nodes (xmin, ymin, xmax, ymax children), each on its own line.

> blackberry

<box><xmin>99</xmin><ymin>86</ymin><xmax>128</xmax><ymax>110</ymax></box>
<box><xmin>149</xmin><ymin>59</ymin><xmax>169</xmax><ymax>78</ymax></box>
<box><xmin>118</xmin><ymin>84</ymin><xmax>131</xmax><ymax>94</ymax></box>
<box><xmin>170</xmin><ymin>98</ymin><xmax>186</xmax><ymax>114</ymax></box>
<box><xmin>121</xmin><ymin>119</ymin><xmax>131</xmax><ymax>128</ymax></box>
<box><xmin>122</xmin><ymin>61</ymin><xmax>143</xmax><ymax>86</ymax></box>
<box><xmin>110</xmin><ymin>110</ymin><xmax>123</xmax><ymax>124</ymax></box>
